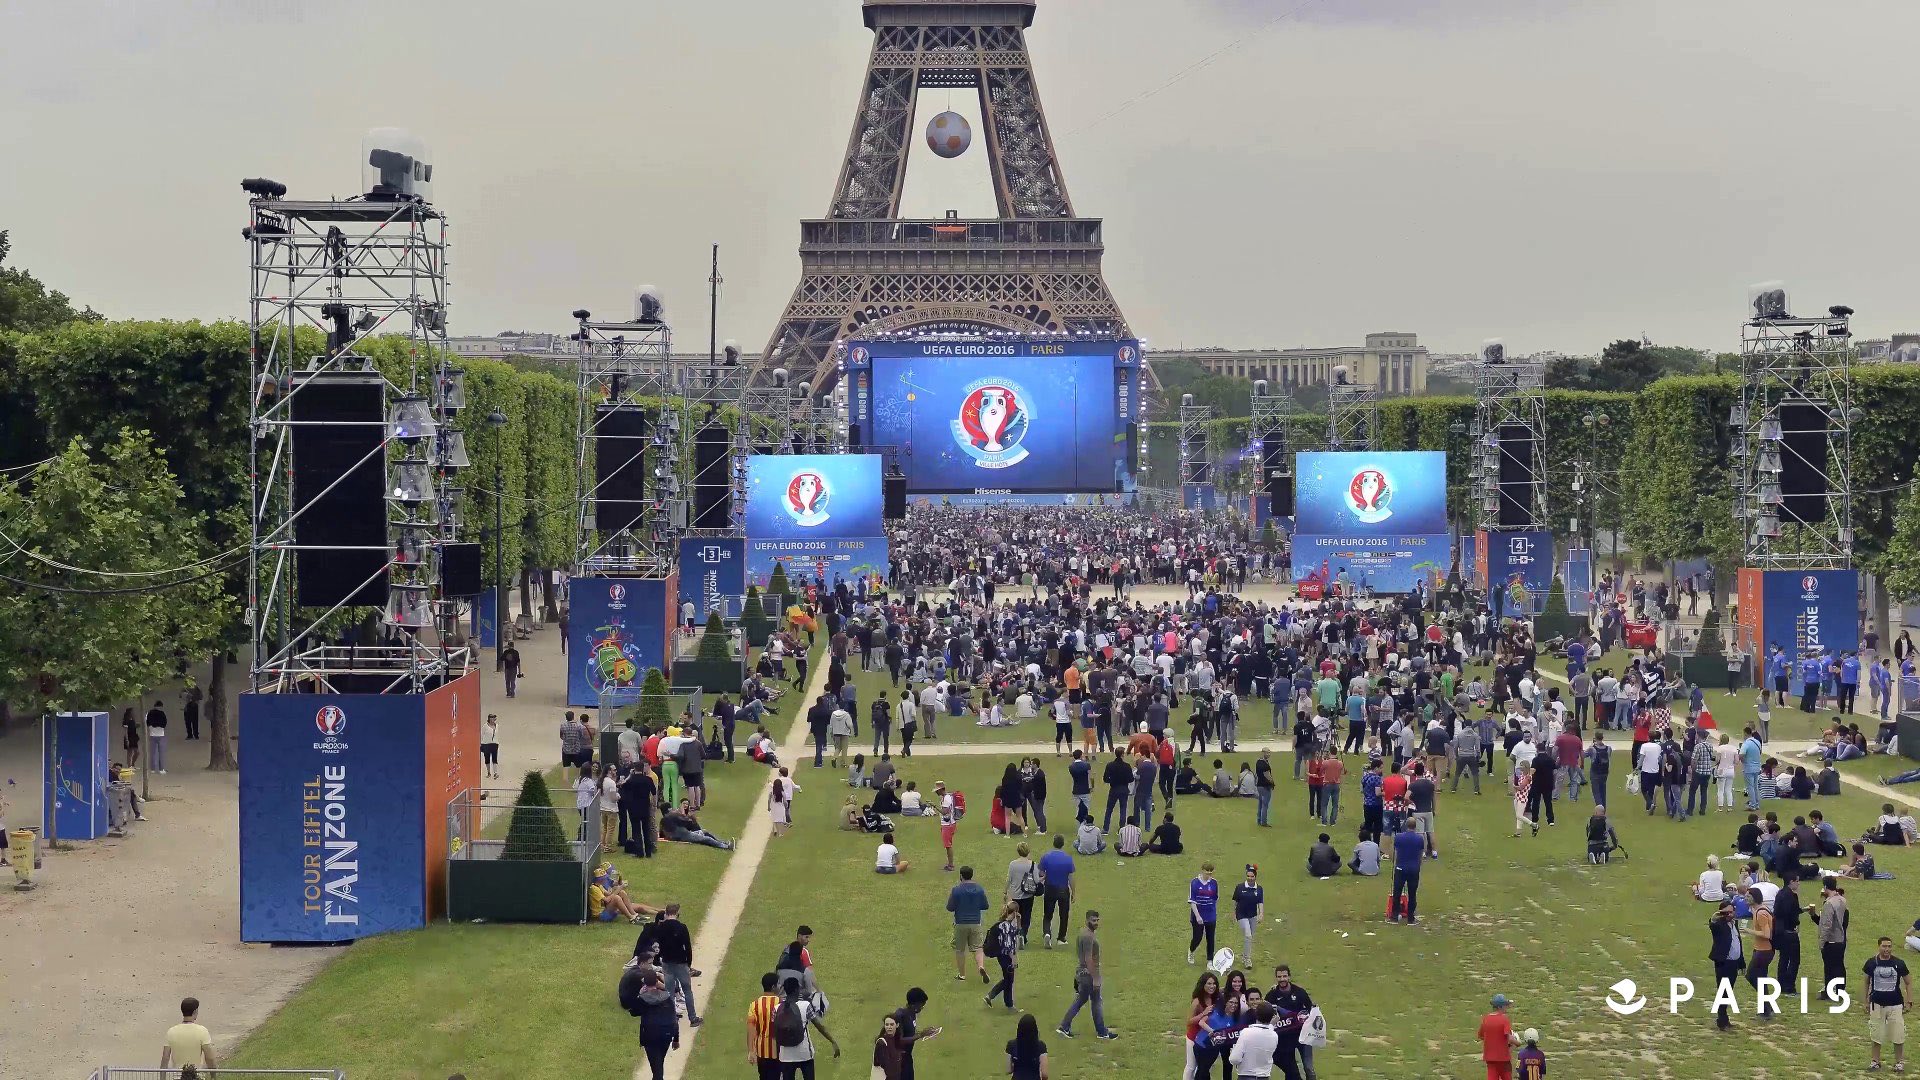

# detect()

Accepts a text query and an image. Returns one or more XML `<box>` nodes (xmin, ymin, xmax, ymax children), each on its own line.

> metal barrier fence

<box><xmin>88</xmin><ymin>1060</ymin><xmax>345</xmax><ymax>1068</ymax></box>
<box><xmin>88</xmin><ymin>1070</ymin><xmax>343</xmax><ymax>1080</ymax></box>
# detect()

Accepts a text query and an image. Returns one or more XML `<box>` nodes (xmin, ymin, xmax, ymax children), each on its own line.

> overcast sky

<box><xmin>3</xmin><ymin>0</ymin><xmax>1916</xmax><ymax>356</ymax></box>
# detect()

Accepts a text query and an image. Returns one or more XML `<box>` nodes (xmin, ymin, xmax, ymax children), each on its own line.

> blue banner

<box><xmin>43</xmin><ymin>711</ymin><xmax>108</xmax><ymax>841</ymax></box>
<box><xmin>567</xmin><ymin>576</ymin><xmax>673</xmax><ymax>708</ymax></box>
<box><xmin>1292</xmin><ymin>451</ymin><xmax>1450</xmax><ymax>593</ymax></box>
<box><xmin>1182</xmin><ymin>484</ymin><xmax>1218</xmax><ymax>511</ymax></box>
<box><xmin>1565</xmin><ymin>548</ymin><xmax>1594</xmax><ymax>616</ymax></box>
<box><xmin>1485</xmin><ymin>530</ymin><xmax>1554</xmax><ymax>617</ymax></box>
<box><xmin>471</xmin><ymin>587</ymin><xmax>498</xmax><ymax>650</ymax></box>
<box><xmin>1760</xmin><ymin>569</ymin><xmax>1860</xmax><ymax>696</ymax></box>
<box><xmin>239</xmin><ymin>693</ymin><xmax>427</xmax><ymax>942</ymax></box>
<box><xmin>678</xmin><ymin>537</ymin><xmax>746</xmax><ymax>619</ymax></box>
<box><xmin>857</xmin><ymin>339</ymin><xmax>1133</xmax><ymax>493</ymax></box>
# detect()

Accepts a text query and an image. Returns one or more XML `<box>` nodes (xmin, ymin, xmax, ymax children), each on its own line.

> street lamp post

<box><xmin>488</xmin><ymin>408</ymin><xmax>507</xmax><ymax>670</ymax></box>
<box><xmin>1581</xmin><ymin>410</ymin><xmax>1614</xmax><ymax>575</ymax></box>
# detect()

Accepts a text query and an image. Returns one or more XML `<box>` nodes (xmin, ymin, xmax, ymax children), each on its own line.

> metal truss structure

<box><xmin>244</xmin><ymin>194</ymin><xmax>470</xmax><ymax>694</ymax></box>
<box><xmin>570</xmin><ymin>315</ymin><xmax>685</xmax><ymax>576</ymax></box>
<box><xmin>1472</xmin><ymin>353</ymin><xmax>1548</xmax><ymax>532</ymax></box>
<box><xmin>1250</xmin><ymin>384</ymin><xmax>1295</xmax><ymax>498</ymax></box>
<box><xmin>1732</xmin><ymin>299</ymin><xmax>1856</xmax><ymax>569</ymax></box>
<box><xmin>1327</xmin><ymin>380</ymin><xmax>1380</xmax><ymax>451</ymax></box>
<box><xmin>757</xmin><ymin>0</ymin><xmax>1139</xmax><ymax>399</ymax></box>
<box><xmin>1180</xmin><ymin>400</ymin><xmax>1214</xmax><ymax>488</ymax></box>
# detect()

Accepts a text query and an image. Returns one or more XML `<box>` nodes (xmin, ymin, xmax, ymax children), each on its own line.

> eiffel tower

<box><xmin>757</xmin><ymin>0</ymin><xmax>1139</xmax><ymax>397</ymax></box>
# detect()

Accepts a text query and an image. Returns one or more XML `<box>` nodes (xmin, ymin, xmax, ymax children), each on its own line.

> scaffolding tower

<box><xmin>244</xmin><ymin>192</ymin><xmax>470</xmax><ymax>693</ymax></box>
<box><xmin>570</xmin><ymin>312</ymin><xmax>685</xmax><ymax>576</ymax></box>
<box><xmin>1732</xmin><ymin>292</ymin><xmax>1856</xmax><ymax>569</ymax></box>
<box><xmin>1327</xmin><ymin>376</ymin><xmax>1380</xmax><ymax>451</ymax></box>
<box><xmin>1179</xmin><ymin>398</ymin><xmax>1214</xmax><ymax>489</ymax></box>
<box><xmin>1250</xmin><ymin>380</ymin><xmax>1295</xmax><ymax>506</ymax></box>
<box><xmin>1472</xmin><ymin>346</ymin><xmax>1548</xmax><ymax>532</ymax></box>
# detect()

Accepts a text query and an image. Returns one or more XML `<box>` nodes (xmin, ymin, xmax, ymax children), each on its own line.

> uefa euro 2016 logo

<box><xmin>953</xmin><ymin>378</ymin><xmax>1032</xmax><ymax>470</ymax></box>
<box><xmin>315</xmin><ymin>705</ymin><xmax>346</xmax><ymax>737</ymax></box>
<box><xmin>1346</xmin><ymin>466</ymin><xmax>1394</xmax><ymax>525</ymax></box>
<box><xmin>785</xmin><ymin>471</ymin><xmax>832</xmax><ymax>528</ymax></box>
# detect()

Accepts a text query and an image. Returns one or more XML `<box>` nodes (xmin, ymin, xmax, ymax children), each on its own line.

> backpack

<box><xmin>949</xmin><ymin>790</ymin><xmax>967</xmax><ymax>819</ymax></box>
<box><xmin>773</xmin><ymin>1000</ymin><xmax>806</xmax><ymax>1048</ymax></box>
<box><xmin>984</xmin><ymin>924</ymin><xmax>1004</xmax><ymax>959</ymax></box>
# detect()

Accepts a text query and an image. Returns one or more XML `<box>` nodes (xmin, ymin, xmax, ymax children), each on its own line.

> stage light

<box><xmin>389</xmin><ymin>395</ymin><xmax>437</xmax><ymax>442</ymax></box>
<box><xmin>364</xmin><ymin>128</ymin><xmax>433</xmax><ymax>202</ymax></box>
<box><xmin>354</xmin><ymin>309</ymin><xmax>379</xmax><ymax>333</ymax></box>
<box><xmin>433</xmin><ymin>430</ymin><xmax>471</xmax><ymax>469</ymax></box>
<box><xmin>241</xmin><ymin>177</ymin><xmax>288</xmax><ymax>199</ymax></box>
<box><xmin>384</xmin><ymin>583</ymin><xmax>433</xmax><ymax>629</ymax></box>
<box><xmin>723</xmin><ymin>341</ymin><xmax>741</xmax><ymax>366</ymax></box>
<box><xmin>389</xmin><ymin>460</ymin><xmax>433</xmax><ymax>504</ymax></box>
<box><xmin>439</xmin><ymin>367</ymin><xmax>468</xmax><ymax>411</ymax></box>
<box><xmin>1479</xmin><ymin>340</ymin><xmax>1505</xmax><ymax>365</ymax></box>
<box><xmin>1182</xmin><ymin>394</ymin><xmax>1194</xmax><ymax>406</ymax></box>
<box><xmin>1847</xmin><ymin>406</ymin><xmax>1865</xmax><ymax>424</ymax></box>
<box><xmin>1830</xmin><ymin>305</ymin><xmax>1854</xmax><ymax>318</ymax></box>
<box><xmin>1750</xmin><ymin>282</ymin><xmax>1789</xmax><ymax>320</ymax></box>
<box><xmin>1253</xmin><ymin>379</ymin><xmax>1268</xmax><ymax>395</ymax></box>
<box><xmin>1728</xmin><ymin>405</ymin><xmax>1747</xmax><ymax>427</ymax></box>
<box><xmin>416</xmin><ymin>303</ymin><xmax>446</xmax><ymax>332</ymax></box>
<box><xmin>572</xmin><ymin>309</ymin><xmax>592</xmax><ymax>321</ymax></box>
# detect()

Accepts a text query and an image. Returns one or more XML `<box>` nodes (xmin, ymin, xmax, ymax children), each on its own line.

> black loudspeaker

<box><xmin>291</xmin><ymin>372</ymin><xmax>389</xmax><ymax>607</ymax></box>
<box><xmin>1268</xmin><ymin>473</ymin><xmax>1295</xmax><ymax>518</ymax></box>
<box><xmin>594</xmin><ymin>406</ymin><xmax>648</xmax><ymax>533</ymax></box>
<box><xmin>884</xmin><ymin>471</ymin><xmax>907</xmax><ymax>519</ymax></box>
<box><xmin>1778</xmin><ymin>403</ymin><xmax>1829</xmax><ymax>524</ymax></box>
<box><xmin>1125</xmin><ymin>424</ymin><xmax>1140</xmax><ymax>470</ymax></box>
<box><xmin>1496</xmin><ymin>423</ymin><xmax>1536</xmax><ymax>528</ymax></box>
<box><xmin>440</xmin><ymin>542</ymin><xmax>483</xmax><ymax>596</ymax></box>
<box><xmin>848</xmin><ymin>422</ymin><xmax>863</xmax><ymax>447</ymax></box>
<box><xmin>691</xmin><ymin>424</ymin><xmax>732</xmax><ymax>530</ymax></box>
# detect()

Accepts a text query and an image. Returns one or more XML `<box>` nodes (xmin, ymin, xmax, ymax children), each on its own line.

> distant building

<box><xmin>1857</xmin><ymin>335</ymin><xmax>1920</xmax><ymax>364</ymax></box>
<box><xmin>446</xmin><ymin>332</ymin><xmax>572</xmax><ymax>359</ymax></box>
<box><xmin>1156</xmin><ymin>333</ymin><xmax>1429</xmax><ymax>394</ymax></box>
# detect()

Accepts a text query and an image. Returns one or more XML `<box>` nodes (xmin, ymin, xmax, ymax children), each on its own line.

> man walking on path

<box><xmin>946</xmin><ymin>866</ymin><xmax>991</xmax><ymax>984</ymax></box>
<box><xmin>159</xmin><ymin>996</ymin><xmax>216</xmax><ymax>1074</ymax></box>
<box><xmin>654</xmin><ymin>903</ymin><xmax>703</xmax><ymax>1028</ymax></box>
<box><xmin>1057</xmin><ymin>911</ymin><xmax>1119</xmax><ymax>1041</ymax></box>
<box><xmin>1389</xmin><ymin>820</ymin><xmax>1425</xmax><ymax>924</ymax></box>
<box><xmin>1038</xmin><ymin>834</ymin><xmax>1076</xmax><ymax>947</ymax></box>
<box><xmin>500</xmin><ymin>642</ymin><xmax>521</xmax><ymax>698</ymax></box>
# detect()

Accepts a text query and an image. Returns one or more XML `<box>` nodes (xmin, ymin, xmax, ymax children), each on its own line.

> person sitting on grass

<box><xmin>746</xmin><ymin>726</ymin><xmax>780</xmax><ymax>767</ymax></box>
<box><xmin>1786</xmin><ymin>766</ymin><xmax>1814</xmax><ymax>800</ymax></box>
<box><xmin>1693</xmin><ymin>855</ymin><xmax>1727</xmax><ymax>901</ymax></box>
<box><xmin>1865</xmin><ymin>803</ymin><xmax>1915</xmax><ymax>847</ymax></box>
<box><xmin>1076</xmin><ymin>817</ymin><xmax>1106</xmax><ymax>856</ymax></box>
<box><xmin>842</xmin><ymin>795</ymin><xmax>866</xmax><ymax>831</ymax></box>
<box><xmin>1734</xmin><ymin>813</ymin><xmax>1763</xmax><ymax>856</ymax></box>
<box><xmin>873</xmin><ymin>783</ymin><xmax>903</xmax><ymax>816</ymax></box>
<box><xmin>590</xmin><ymin>864</ymin><xmax>655</xmax><ymax>924</ymax></box>
<box><xmin>661</xmin><ymin>800</ymin><xmax>734</xmax><ymax>850</ymax></box>
<box><xmin>1116</xmin><ymin>819</ymin><xmax>1146</xmax><ymax>857</ymax></box>
<box><xmin>1237</xmin><ymin>762</ymin><xmax>1258</xmax><ymax>797</ymax></box>
<box><xmin>899</xmin><ymin>781</ymin><xmax>926</xmax><ymax>816</ymax></box>
<box><xmin>1349</xmin><ymin>828</ymin><xmax>1382</xmax><ymax>876</ymax></box>
<box><xmin>1209</xmin><ymin>760</ymin><xmax>1236</xmax><ymax>798</ymax></box>
<box><xmin>1307</xmin><ymin>832</ymin><xmax>1341</xmax><ymax>877</ymax></box>
<box><xmin>1174</xmin><ymin>758</ymin><xmax>1206</xmax><ymax>796</ymax></box>
<box><xmin>876</xmin><ymin>831</ymin><xmax>910</xmax><ymax>874</ymax></box>
<box><xmin>1148</xmin><ymin>811</ymin><xmax>1184</xmax><ymax>855</ymax></box>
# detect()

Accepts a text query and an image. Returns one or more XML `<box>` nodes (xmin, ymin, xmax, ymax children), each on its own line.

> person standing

<box><xmin>480</xmin><ymin>714</ymin><xmax>500</xmax><ymax>781</ymax></box>
<box><xmin>653</xmin><ymin>903</ymin><xmax>702</xmax><ymax>1028</ymax></box>
<box><xmin>1232</xmin><ymin>865</ymin><xmax>1266</xmax><ymax>968</ymax></box>
<box><xmin>776</xmin><ymin>974</ymin><xmax>841</xmax><ymax>1078</ymax></box>
<box><xmin>633</xmin><ymin>967</ymin><xmax>680</xmax><ymax>1080</ymax></box>
<box><xmin>1318</xmin><ymin>752</ymin><xmax>1345</xmax><ymax>828</ymax></box>
<box><xmin>1740</xmin><ymin>727</ymin><xmax>1765</xmax><ymax>811</ymax></box>
<box><xmin>159</xmin><ymin>996</ymin><xmax>216</xmax><ymax>1074</ymax></box>
<box><xmin>559</xmin><ymin>711</ymin><xmax>590</xmax><ymax>770</ymax></box>
<box><xmin>182</xmin><ymin>687</ymin><xmax>202</xmax><ymax>741</ymax></box>
<box><xmin>746</xmin><ymin>972</ymin><xmax>783</xmax><ymax>1080</ymax></box>
<box><xmin>1056</xmin><ymin>910</ymin><xmax>1119</xmax><ymax>1041</ymax></box>
<box><xmin>1707</xmin><ymin>899</ymin><xmax>1744</xmax><ymax>1030</ymax></box>
<box><xmin>500</xmin><ymin>641</ymin><xmax>521</xmax><ymax>698</ymax></box>
<box><xmin>889</xmin><ymin>987</ymin><xmax>940</xmax><ymax>1080</ymax></box>
<box><xmin>1477</xmin><ymin>995</ymin><xmax>1519</xmax><ymax>1080</ymax></box>
<box><xmin>1187</xmin><ymin>862</ymin><xmax>1220</xmax><ymax>965</ymax></box>
<box><xmin>947</xmin><ymin>866</ymin><xmax>992</xmax><ymax>984</ymax></box>
<box><xmin>1229</xmin><ymin>1003</ymin><xmax>1279</xmax><ymax>1080</ymax></box>
<box><xmin>620</xmin><ymin>760</ymin><xmax>658</xmax><ymax>857</ymax></box>
<box><xmin>1389</xmin><ymin>819</ymin><xmax>1424</xmax><ymax>924</ymax></box>
<box><xmin>1265</xmin><ymin>965</ymin><xmax>1316</xmax><ymax>1080</ymax></box>
<box><xmin>937</xmin><ymin>781</ymin><xmax>959</xmax><ymax>872</ymax></box>
<box><xmin>1586</xmin><ymin>730</ymin><xmax>1611</xmax><ymax>809</ymax></box>
<box><xmin>1774</xmin><ymin>875</ymin><xmax>1804</xmax><ymax>999</ymax></box>
<box><xmin>1746</xmin><ymin>885</ymin><xmax>1777</xmax><ymax>1019</ymax></box>
<box><xmin>1254</xmin><ymin>749</ymin><xmax>1276</xmax><ymax>828</ymax></box>
<box><xmin>1525</xmin><ymin>744</ymin><xmax>1556</xmax><ymax>830</ymax></box>
<box><xmin>1819</xmin><ymin>878</ymin><xmax>1850</xmax><ymax>1003</ymax></box>
<box><xmin>1038</xmin><ymin>834</ymin><xmax>1076</xmax><ymax>947</ymax></box>
<box><xmin>1863</xmin><ymin>936</ymin><xmax>1912</xmax><ymax>1074</ymax></box>
<box><xmin>985</xmin><ymin>903</ymin><xmax>1024</xmax><ymax>1010</ymax></box>
<box><xmin>1101</xmin><ymin>748</ymin><xmax>1132</xmax><ymax>833</ymax></box>
<box><xmin>808</xmin><ymin>694</ymin><xmax>833</xmax><ymax>769</ymax></box>
<box><xmin>1068</xmin><ymin>749</ymin><xmax>1093</xmax><ymax>824</ymax></box>
<box><xmin>714</xmin><ymin>694</ymin><xmax>738</xmax><ymax>763</ymax></box>
<box><xmin>145</xmin><ymin>700</ymin><xmax>169</xmax><ymax>775</ymax></box>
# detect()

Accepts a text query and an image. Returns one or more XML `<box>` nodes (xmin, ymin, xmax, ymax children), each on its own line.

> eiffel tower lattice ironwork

<box><xmin>756</xmin><ymin>0</ymin><xmax>1141</xmax><ymax>397</ymax></box>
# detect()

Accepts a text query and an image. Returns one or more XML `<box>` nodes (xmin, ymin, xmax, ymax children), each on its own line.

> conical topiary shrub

<box><xmin>501</xmin><ymin>770</ymin><xmax>572</xmax><ymax>861</ymax></box>
<box><xmin>768</xmin><ymin>562</ymin><xmax>790</xmax><ymax>598</ymax></box>
<box><xmin>1696</xmin><ymin>607</ymin><xmax>1725</xmax><ymax>659</ymax></box>
<box><xmin>742</xmin><ymin>586</ymin><xmax>765</xmax><ymax>625</ymax></box>
<box><xmin>698</xmin><ymin>611</ymin><xmax>732</xmax><ymax>661</ymax></box>
<box><xmin>637</xmin><ymin>667</ymin><xmax>672</xmax><ymax>731</ymax></box>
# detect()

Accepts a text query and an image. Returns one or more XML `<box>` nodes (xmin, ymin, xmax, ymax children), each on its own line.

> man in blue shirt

<box><xmin>1389</xmin><ymin>822</ymin><xmax>1426</xmax><ymax>924</ymax></box>
<box><xmin>1037</xmin><ymin>835</ymin><xmax>1077</xmax><ymax>947</ymax></box>
<box><xmin>1839</xmin><ymin>652</ymin><xmax>1861</xmax><ymax>715</ymax></box>
<box><xmin>1766</xmin><ymin>646</ymin><xmax>1788</xmax><ymax>707</ymax></box>
<box><xmin>1798</xmin><ymin>653</ymin><xmax>1825</xmax><ymax>713</ymax></box>
<box><xmin>946</xmin><ymin>865</ymin><xmax>992</xmax><ymax>983</ymax></box>
<box><xmin>1068</xmin><ymin>750</ymin><xmax>1094</xmax><ymax>823</ymax></box>
<box><xmin>1187</xmin><ymin>862</ymin><xmax>1219</xmax><ymax>964</ymax></box>
<box><xmin>1740</xmin><ymin>726</ymin><xmax>1765</xmax><ymax>811</ymax></box>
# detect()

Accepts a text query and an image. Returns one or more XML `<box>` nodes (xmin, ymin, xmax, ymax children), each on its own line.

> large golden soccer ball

<box><xmin>927</xmin><ymin>111</ymin><xmax>972</xmax><ymax>158</ymax></box>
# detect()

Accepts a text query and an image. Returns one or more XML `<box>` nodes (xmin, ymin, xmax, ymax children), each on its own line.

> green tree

<box><xmin>1880</xmin><ymin>481</ymin><xmax>1920</xmax><ymax>603</ymax></box>
<box><xmin>697</xmin><ymin>612</ymin><xmax>731</xmax><ymax>661</ymax></box>
<box><xmin>501</xmin><ymin>770</ymin><xmax>573</xmax><ymax>861</ymax></box>
<box><xmin>636</xmin><ymin>667</ymin><xmax>672</xmax><ymax>731</ymax></box>
<box><xmin>0</xmin><ymin>230</ymin><xmax>102</xmax><ymax>334</ymax></box>
<box><xmin>0</xmin><ymin>432</ymin><xmax>231</xmax><ymax>727</ymax></box>
<box><xmin>19</xmin><ymin>320</ymin><xmax>252</xmax><ymax>766</ymax></box>
<box><xmin>0</xmin><ymin>230</ymin><xmax>105</xmax><ymax>474</ymax></box>
<box><xmin>518</xmin><ymin>370</ymin><xmax>576</xmax><ymax>620</ymax></box>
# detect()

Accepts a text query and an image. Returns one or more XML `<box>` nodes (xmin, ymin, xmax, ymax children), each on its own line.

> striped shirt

<box><xmin>747</xmin><ymin>993</ymin><xmax>780</xmax><ymax>1060</ymax></box>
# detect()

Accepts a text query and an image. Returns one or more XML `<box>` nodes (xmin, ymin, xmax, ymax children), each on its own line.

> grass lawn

<box><xmin>226</xmin><ymin>644</ymin><xmax>815</xmax><ymax>1080</ymax></box>
<box><xmin>688</xmin><ymin>750</ymin><xmax>1920</xmax><ymax>1080</ymax></box>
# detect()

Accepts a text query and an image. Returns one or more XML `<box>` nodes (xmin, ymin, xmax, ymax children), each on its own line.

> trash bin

<box><xmin>7</xmin><ymin>828</ymin><xmax>37</xmax><ymax>887</ymax></box>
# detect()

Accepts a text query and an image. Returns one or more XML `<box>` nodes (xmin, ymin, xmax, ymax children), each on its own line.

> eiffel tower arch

<box><xmin>757</xmin><ymin>0</ymin><xmax>1141</xmax><ymax>396</ymax></box>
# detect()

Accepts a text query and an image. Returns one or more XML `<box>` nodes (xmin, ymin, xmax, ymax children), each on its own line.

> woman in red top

<box><xmin>1184</xmin><ymin>972</ymin><xmax>1220</xmax><ymax>1080</ymax></box>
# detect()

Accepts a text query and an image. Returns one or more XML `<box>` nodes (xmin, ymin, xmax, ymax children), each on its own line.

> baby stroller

<box><xmin>1586</xmin><ymin>820</ymin><xmax>1628</xmax><ymax>864</ymax></box>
